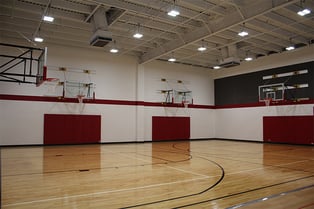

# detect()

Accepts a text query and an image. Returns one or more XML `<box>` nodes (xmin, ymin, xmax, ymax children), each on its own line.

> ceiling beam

<box><xmin>139</xmin><ymin>0</ymin><xmax>300</xmax><ymax>64</ymax></box>
<box><xmin>92</xmin><ymin>0</ymin><xmax>203</xmax><ymax>27</ymax></box>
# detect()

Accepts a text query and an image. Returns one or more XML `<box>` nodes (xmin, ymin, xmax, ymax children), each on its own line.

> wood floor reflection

<box><xmin>1</xmin><ymin>140</ymin><xmax>314</xmax><ymax>208</ymax></box>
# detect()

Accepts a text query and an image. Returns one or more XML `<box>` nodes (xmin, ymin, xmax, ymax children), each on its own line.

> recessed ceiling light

<box><xmin>238</xmin><ymin>31</ymin><xmax>248</xmax><ymax>37</ymax></box>
<box><xmin>34</xmin><ymin>37</ymin><xmax>44</xmax><ymax>42</ymax></box>
<box><xmin>43</xmin><ymin>15</ymin><xmax>54</xmax><ymax>22</ymax></box>
<box><xmin>245</xmin><ymin>57</ymin><xmax>253</xmax><ymax>61</ymax></box>
<box><xmin>297</xmin><ymin>8</ymin><xmax>311</xmax><ymax>16</ymax></box>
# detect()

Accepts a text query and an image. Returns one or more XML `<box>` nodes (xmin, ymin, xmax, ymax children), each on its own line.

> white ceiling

<box><xmin>1</xmin><ymin>0</ymin><xmax>314</xmax><ymax>69</ymax></box>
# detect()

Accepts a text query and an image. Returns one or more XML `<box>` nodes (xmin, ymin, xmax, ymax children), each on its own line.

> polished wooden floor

<box><xmin>1</xmin><ymin>140</ymin><xmax>314</xmax><ymax>209</ymax></box>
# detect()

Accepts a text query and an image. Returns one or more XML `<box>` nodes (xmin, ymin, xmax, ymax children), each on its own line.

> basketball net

<box><xmin>77</xmin><ymin>94</ymin><xmax>85</xmax><ymax>104</ymax></box>
<box><xmin>42</xmin><ymin>78</ymin><xmax>60</xmax><ymax>96</ymax></box>
<box><xmin>264</xmin><ymin>98</ymin><xmax>272</xmax><ymax>107</ymax></box>
<box><xmin>183</xmin><ymin>101</ymin><xmax>189</xmax><ymax>108</ymax></box>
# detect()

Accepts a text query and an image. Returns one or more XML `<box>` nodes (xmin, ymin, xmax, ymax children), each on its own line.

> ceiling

<box><xmin>1</xmin><ymin>0</ymin><xmax>314</xmax><ymax>69</ymax></box>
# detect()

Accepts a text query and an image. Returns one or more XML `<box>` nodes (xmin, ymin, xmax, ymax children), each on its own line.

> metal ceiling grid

<box><xmin>1</xmin><ymin>0</ymin><xmax>313</xmax><ymax>69</ymax></box>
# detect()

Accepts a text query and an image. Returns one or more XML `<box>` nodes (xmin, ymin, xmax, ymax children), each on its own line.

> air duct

<box><xmin>219</xmin><ymin>57</ymin><xmax>240</xmax><ymax>68</ymax></box>
<box><xmin>219</xmin><ymin>45</ymin><xmax>240</xmax><ymax>68</ymax></box>
<box><xmin>89</xmin><ymin>7</ymin><xmax>112</xmax><ymax>47</ymax></box>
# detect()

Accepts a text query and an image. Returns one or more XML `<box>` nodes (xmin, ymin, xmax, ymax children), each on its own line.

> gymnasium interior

<box><xmin>1</xmin><ymin>0</ymin><xmax>314</xmax><ymax>208</ymax></box>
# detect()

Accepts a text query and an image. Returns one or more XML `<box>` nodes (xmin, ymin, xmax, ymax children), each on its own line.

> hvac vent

<box><xmin>219</xmin><ymin>57</ymin><xmax>240</xmax><ymax>68</ymax></box>
<box><xmin>89</xmin><ymin>30</ymin><xmax>112</xmax><ymax>47</ymax></box>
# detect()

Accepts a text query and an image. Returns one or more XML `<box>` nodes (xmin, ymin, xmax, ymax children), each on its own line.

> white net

<box><xmin>183</xmin><ymin>101</ymin><xmax>189</xmax><ymax>108</ymax></box>
<box><xmin>77</xmin><ymin>94</ymin><xmax>85</xmax><ymax>104</ymax></box>
<box><xmin>264</xmin><ymin>98</ymin><xmax>271</xmax><ymax>107</ymax></box>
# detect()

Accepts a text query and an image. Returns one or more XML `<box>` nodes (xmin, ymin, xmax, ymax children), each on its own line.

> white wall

<box><xmin>214</xmin><ymin>45</ymin><xmax>314</xmax><ymax>141</ymax></box>
<box><xmin>0</xmin><ymin>43</ymin><xmax>215</xmax><ymax>145</ymax></box>
<box><xmin>1</xmin><ymin>42</ymin><xmax>313</xmax><ymax>145</ymax></box>
<box><xmin>215</xmin><ymin>104</ymin><xmax>313</xmax><ymax>141</ymax></box>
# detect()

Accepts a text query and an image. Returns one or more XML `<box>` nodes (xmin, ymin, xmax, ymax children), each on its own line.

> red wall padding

<box><xmin>44</xmin><ymin>114</ymin><xmax>101</xmax><ymax>145</ymax></box>
<box><xmin>152</xmin><ymin>116</ymin><xmax>190</xmax><ymax>141</ymax></box>
<box><xmin>263</xmin><ymin>116</ymin><xmax>314</xmax><ymax>145</ymax></box>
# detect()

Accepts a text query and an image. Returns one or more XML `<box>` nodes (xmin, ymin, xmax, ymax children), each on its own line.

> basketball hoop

<box><xmin>77</xmin><ymin>94</ymin><xmax>85</xmax><ymax>104</ymax></box>
<box><xmin>45</xmin><ymin>77</ymin><xmax>59</xmax><ymax>82</ymax></box>
<box><xmin>183</xmin><ymin>101</ymin><xmax>189</xmax><ymax>108</ymax></box>
<box><xmin>264</xmin><ymin>98</ymin><xmax>272</xmax><ymax>107</ymax></box>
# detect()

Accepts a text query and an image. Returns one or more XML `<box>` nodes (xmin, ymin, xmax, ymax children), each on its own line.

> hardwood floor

<box><xmin>1</xmin><ymin>140</ymin><xmax>314</xmax><ymax>208</ymax></box>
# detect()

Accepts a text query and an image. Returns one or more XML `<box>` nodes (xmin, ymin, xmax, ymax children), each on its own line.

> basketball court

<box><xmin>2</xmin><ymin>141</ymin><xmax>314</xmax><ymax>208</ymax></box>
<box><xmin>1</xmin><ymin>1</ymin><xmax>314</xmax><ymax>209</ymax></box>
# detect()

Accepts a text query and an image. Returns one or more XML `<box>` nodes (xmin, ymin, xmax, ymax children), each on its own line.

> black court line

<box><xmin>172</xmin><ymin>142</ymin><xmax>314</xmax><ymax>208</ymax></box>
<box><xmin>174</xmin><ymin>175</ymin><xmax>314</xmax><ymax>208</ymax></box>
<box><xmin>173</xmin><ymin>142</ymin><xmax>314</xmax><ymax>174</ymax></box>
<box><xmin>122</xmin><ymin>145</ymin><xmax>225</xmax><ymax>209</ymax></box>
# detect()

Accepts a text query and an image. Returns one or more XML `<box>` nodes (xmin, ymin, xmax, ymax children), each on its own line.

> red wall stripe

<box><xmin>0</xmin><ymin>94</ymin><xmax>214</xmax><ymax>109</ymax></box>
<box><xmin>152</xmin><ymin>116</ymin><xmax>190</xmax><ymax>141</ymax></box>
<box><xmin>0</xmin><ymin>94</ymin><xmax>313</xmax><ymax>109</ymax></box>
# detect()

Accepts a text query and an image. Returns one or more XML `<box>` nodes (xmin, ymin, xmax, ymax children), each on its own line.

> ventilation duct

<box><xmin>219</xmin><ymin>45</ymin><xmax>240</xmax><ymax>68</ymax></box>
<box><xmin>89</xmin><ymin>7</ymin><xmax>112</xmax><ymax>47</ymax></box>
<box><xmin>219</xmin><ymin>57</ymin><xmax>240</xmax><ymax>68</ymax></box>
<box><xmin>90</xmin><ymin>30</ymin><xmax>112</xmax><ymax>47</ymax></box>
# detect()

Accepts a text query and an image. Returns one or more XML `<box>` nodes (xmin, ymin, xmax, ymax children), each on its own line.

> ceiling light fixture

<box><xmin>133</xmin><ymin>33</ymin><xmax>143</xmax><ymax>39</ymax></box>
<box><xmin>110</xmin><ymin>48</ymin><xmax>119</xmax><ymax>53</ymax></box>
<box><xmin>238</xmin><ymin>31</ymin><xmax>248</xmax><ymax>37</ymax></box>
<box><xmin>198</xmin><ymin>40</ymin><xmax>207</xmax><ymax>51</ymax></box>
<box><xmin>285</xmin><ymin>46</ymin><xmax>295</xmax><ymax>51</ymax></box>
<box><xmin>110</xmin><ymin>40</ymin><xmax>119</xmax><ymax>53</ymax></box>
<box><xmin>213</xmin><ymin>66</ymin><xmax>221</xmax><ymax>69</ymax></box>
<box><xmin>198</xmin><ymin>46</ymin><xmax>207</xmax><ymax>51</ymax></box>
<box><xmin>34</xmin><ymin>37</ymin><xmax>44</xmax><ymax>42</ymax></box>
<box><xmin>168</xmin><ymin>52</ymin><xmax>176</xmax><ymax>62</ymax></box>
<box><xmin>238</xmin><ymin>23</ymin><xmax>248</xmax><ymax>37</ymax></box>
<box><xmin>168</xmin><ymin>57</ymin><xmax>176</xmax><ymax>62</ymax></box>
<box><xmin>297</xmin><ymin>0</ymin><xmax>311</xmax><ymax>16</ymax></box>
<box><xmin>297</xmin><ymin>8</ymin><xmax>311</xmax><ymax>16</ymax></box>
<box><xmin>42</xmin><ymin>2</ymin><xmax>54</xmax><ymax>22</ymax></box>
<box><xmin>286</xmin><ymin>38</ymin><xmax>295</xmax><ymax>51</ymax></box>
<box><xmin>244</xmin><ymin>51</ymin><xmax>253</xmax><ymax>61</ymax></box>
<box><xmin>168</xmin><ymin>10</ymin><xmax>180</xmax><ymax>17</ymax></box>
<box><xmin>43</xmin><ymin>15</ymin><xmax>54</xmax><ymax>22</ymax></box>
<box><xmin>133</xmin><ymin>23</ymin><xmax>143</xmax><ymax>39</ymax></box>
<box><xmin>168</xmin><ymin>0</ymin><xmax>180</xmax><ymax>17</ymax></box>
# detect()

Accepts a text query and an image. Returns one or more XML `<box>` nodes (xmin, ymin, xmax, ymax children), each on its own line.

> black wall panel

<box><xmin>214</xmin><ymin>61</ymin><xmax>314</xmax><ymax>106</ymax></box>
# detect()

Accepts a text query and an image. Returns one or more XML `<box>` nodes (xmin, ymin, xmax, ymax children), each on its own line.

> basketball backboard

<box><xmin>0</xmin><ymin>43</ymin><xmax>47</xmax><ymax>85</ymax></box>
<box><xmin>258</xmin><ymin>83</ymin><xmax>284</xmax><ymax>102</ymax></box>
